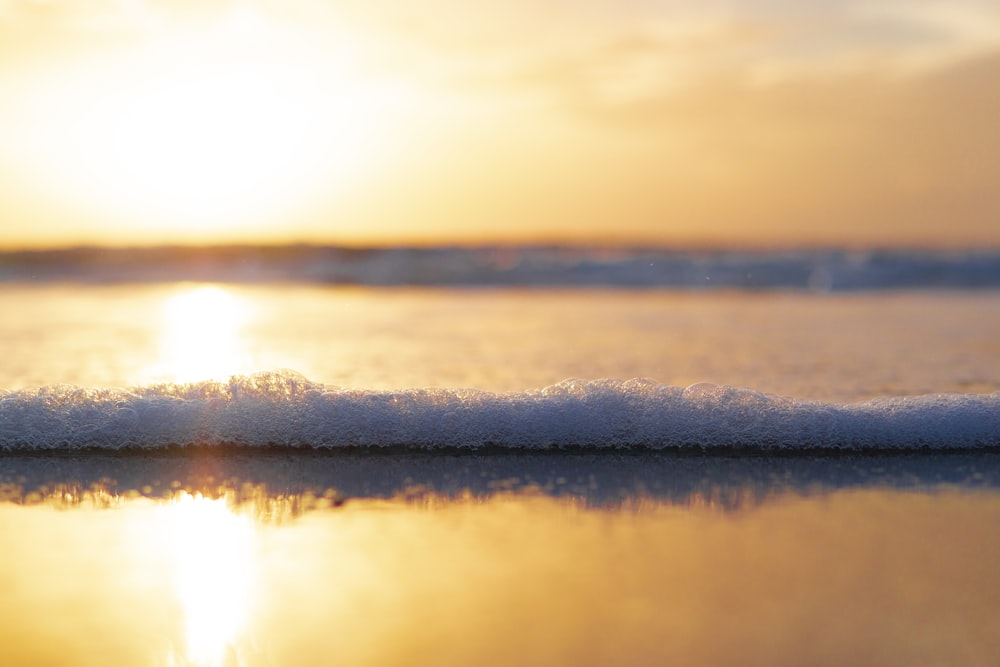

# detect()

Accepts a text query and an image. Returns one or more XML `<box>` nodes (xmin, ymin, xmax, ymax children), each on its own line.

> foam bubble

<box><xmin>1</xmin><ymin>371</ymin><xmax>998</xmax><ymax>451</ymax></box>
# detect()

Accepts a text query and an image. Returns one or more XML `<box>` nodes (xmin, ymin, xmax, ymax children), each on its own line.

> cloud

<box><xmin>6</xmin><ymin>0</ymin><xmax>1000</xmax><ymax>92</ymax></box>
<box><xmin>2</xmin><ymin>0</ymin><xmax>998</xmax><ymax>246</ymax></box>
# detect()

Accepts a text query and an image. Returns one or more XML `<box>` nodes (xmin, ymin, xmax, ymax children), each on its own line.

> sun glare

<box><xmin>14</xmin><ymin>7</ymin><xmax>411</xmax><ymax>238</ymax></box>
<box><xmin>162</xmin><ymin>493</ymin><xmax>257</xmax><ymax>667</ymax></box>
<box><xmin>106</xmin><ymin>60</ymin><xmax>313</xmax><ymax>226</ymax></box>
<box><xmin>150</xmin><ymin>285</ymin><xmax>252</xmax><ymax>383</ymax></box>
<box><xmin>101</xmin><ymin>31</ymin><xmax>390</xmax><ymax>232</ymax></box>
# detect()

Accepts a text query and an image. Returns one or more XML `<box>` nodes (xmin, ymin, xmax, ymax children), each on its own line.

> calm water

<box><xmin>3</xmin><ymin>283</ymin><xmax>1000</xmax><ymax>399</ymax></box>
<box><xmin>1</xmin><ymin>283</ymin><xmax>999</xmax><ymax>666</ymax></box>
<box><xmin>0</xmin><ymin>484</ymin><xmax>998</xmax><ymax>667</ymax></box>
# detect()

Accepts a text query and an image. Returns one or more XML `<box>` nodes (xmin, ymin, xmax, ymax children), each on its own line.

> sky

<box><xmin>1</xmin><ymin>0</ymin><xmax>998</xmax><ymax>248</ymax></box>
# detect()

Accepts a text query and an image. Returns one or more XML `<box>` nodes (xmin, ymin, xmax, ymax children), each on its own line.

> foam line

<box><xmin>1</xmin><ymin>371</ymin><xmax>998</xmax><ymax>451</ymax></box>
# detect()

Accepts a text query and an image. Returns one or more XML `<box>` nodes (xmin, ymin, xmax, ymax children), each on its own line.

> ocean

<box><xmin>1</xmin><ymin>245</ymin><xmax>998</xmax><ymax>666</ymax></box>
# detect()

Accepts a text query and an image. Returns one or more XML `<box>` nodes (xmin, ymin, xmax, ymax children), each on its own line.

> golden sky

<box><xmin>1</xmin><ymin>0</ymin><xmax>998</xmax><ymax>248</ymax></box>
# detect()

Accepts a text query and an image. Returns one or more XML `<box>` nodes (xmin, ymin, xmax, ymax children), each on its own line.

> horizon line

<box><xmin>5</xmin><ymin>239</ymin><xmax>1000</xmax><ymax>254</ymax></box>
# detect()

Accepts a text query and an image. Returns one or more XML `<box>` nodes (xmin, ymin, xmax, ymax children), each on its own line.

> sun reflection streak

<box><xmin>162</xmin><ymin>493</ymin><xmax>257</xmax><ymax>667</ymax></box>
<box><xmin>150</xmin><ymin>285</ymin><xmax>253</xmax><ymax>383</ymax></box>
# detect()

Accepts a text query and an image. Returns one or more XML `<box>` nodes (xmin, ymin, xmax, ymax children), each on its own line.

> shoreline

<box><xmin>3</xmin><ymin>449</ymin><xmax>997</xmax><ymax>510</ymax></box>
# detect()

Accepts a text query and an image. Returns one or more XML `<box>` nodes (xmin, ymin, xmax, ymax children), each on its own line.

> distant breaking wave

<box><xmin>2</xmin><ymin>371</ymin><xmax>998</xmax><ymax>451</ymax></box>
<box><xmin>3</xmin><ymin>245</ymin><xmax>1000</xmax><ymax>290</ymax></box>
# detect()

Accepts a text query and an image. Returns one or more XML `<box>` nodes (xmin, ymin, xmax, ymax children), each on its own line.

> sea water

<box><xmin>3</xmin><ymin>283</ymin><xmax>1000</xmax><ymax>400</ymax></box>
<box><xmin>1</xmin><ymin>277</ymin><xmax>999</xmax><ymax>666</ymax></box>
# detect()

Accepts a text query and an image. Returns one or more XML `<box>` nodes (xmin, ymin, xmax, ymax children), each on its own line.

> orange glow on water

<box><xmin>161</xmin><ymin>493</ymin><xmax>257</xmax><ymax>667</ymax></box>
<box><xmin>0</xmin><ymin>488</ymin><xmax>997</xmax><ymax>666</ymax></box>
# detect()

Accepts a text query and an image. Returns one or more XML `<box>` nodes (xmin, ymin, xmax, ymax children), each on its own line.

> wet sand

<box><xmin>1</xmin><ymin>452</ymin><xmax>998</xmax><ymax>666</ymax></box>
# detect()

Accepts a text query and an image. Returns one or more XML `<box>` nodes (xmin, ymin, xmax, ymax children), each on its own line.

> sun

<box><xmin>15</xmin><ymin>7</ymin><xmax>412</xmax><ymax>240</ymax></box>
<box><xmin>104</xmin><ymin>54</ymin><xmax>321</xmax><ymax>229</ymax></box>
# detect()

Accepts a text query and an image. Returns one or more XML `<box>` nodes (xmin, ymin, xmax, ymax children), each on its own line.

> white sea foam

<box><xmin>1</xmin><ymin>371</ymin><xmax>997</xmax><ymax>451</ymax></box>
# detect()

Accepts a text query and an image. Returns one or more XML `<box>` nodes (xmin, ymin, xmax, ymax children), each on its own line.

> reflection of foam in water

<box><xmin>149</xmin><ymin>286</ymin><xmax>253</xmax><ymax>384</ymax></box>
<box><xmin>162</xmin><ymin>493</ymin><xmax>256</xmax><ymax>667</ymax></box>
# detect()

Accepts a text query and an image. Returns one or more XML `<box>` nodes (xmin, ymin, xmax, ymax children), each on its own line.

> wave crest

<box><xmin>1</xmin><ymin>371</ymin><xmax>998</xmax><ymax>451</ymax></box>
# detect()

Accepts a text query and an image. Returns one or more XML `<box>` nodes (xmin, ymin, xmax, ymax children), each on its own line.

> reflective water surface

<box><xmin>3</xmin><ymin>284</ymin><xmax>999</xmax><ymax>665</ymax></box>
<box><xmin>4</xmin><ymin>284</ymin><xmax>1000</xmax><ymax>401</ymax></box>
<box><xmin>1</xmin><ymin>454</ymin><xmax>998</xmax><ymax>667</ymax></box>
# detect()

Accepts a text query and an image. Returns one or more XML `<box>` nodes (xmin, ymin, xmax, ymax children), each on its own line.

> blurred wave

<box><xmin>3</xmin><ymin>245</ymin><xmax>1000</xmax><ymax>290</ymax></box>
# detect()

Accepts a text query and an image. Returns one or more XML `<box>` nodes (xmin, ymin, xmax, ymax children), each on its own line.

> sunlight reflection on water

<box><xmin>161</xmin><ymin>492</ymin><xmax>256</xmax><ymax>667</ymax></box>
<box><xmin>0</xmin><ymin>482</ymin><xmax>998</xmax><ymax>667</ymax></box>
<box><xmin>147</xmin><ymin>285</ymin><xmax>254</xmax><ymax>384</ymax></box>
<box><xmin>4</xmin><ymin>284</ymin><xmax>1000</xmax><ymax>400</ymax></box>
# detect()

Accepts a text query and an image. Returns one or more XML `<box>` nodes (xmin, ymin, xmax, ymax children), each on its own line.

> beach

<box><xmin>1</xmin><ymin>454</ymin><xmax>998</xmax><ymax>667</ymax></box>
<box><xmin>4</xmin><ymin>0</ymin><xmax>1000</xmax><ymax>661</ymax></box>
<box><xmin>1</xmin><ymin>279</ymin><xmax>998</xmax><ymax>665</ymax></box>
